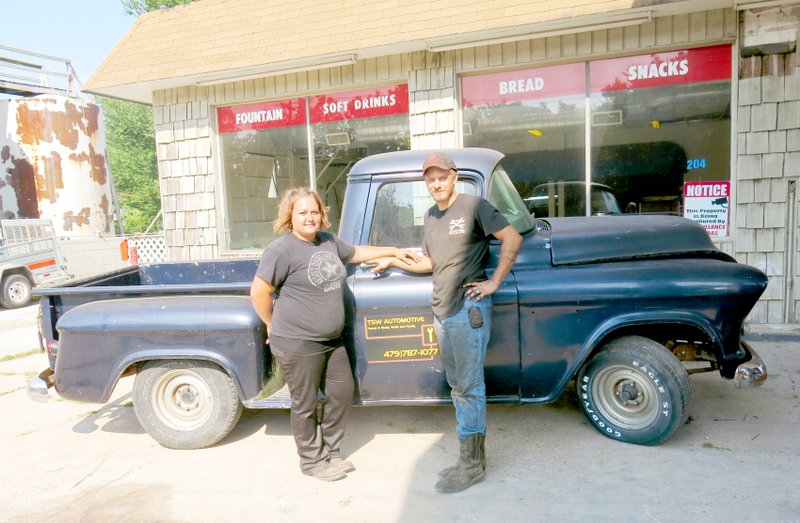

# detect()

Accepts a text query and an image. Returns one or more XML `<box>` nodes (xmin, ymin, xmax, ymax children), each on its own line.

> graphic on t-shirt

<box><xmin>449</xmin><ymin>217</ymin><xmax>466</xmax><ymax>235</ymax></box>
<box><xmin>307</xmin><ymin>251</ymin><xmax>346</xmax><ymax>292</ymax></box>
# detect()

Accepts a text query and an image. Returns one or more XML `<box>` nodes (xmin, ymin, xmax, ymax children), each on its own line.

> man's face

<box><xmin>424</xmin><ymin>166</ymin><xmax>458</xmax><ymax>205</ymax></box>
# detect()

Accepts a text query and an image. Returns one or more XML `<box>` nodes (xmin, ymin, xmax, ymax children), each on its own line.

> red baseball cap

<box><xmin>422</xmin><ymin>152</ymin><xmax>457</xmax><ymax>175</ymax></box>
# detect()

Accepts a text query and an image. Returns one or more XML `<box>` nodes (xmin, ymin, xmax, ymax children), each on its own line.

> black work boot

<box><xmin>438</xmin><ymin>433</ymin><xmax>487</xmax><ymax>479</ymax></box>
<box><xmin>435</xmin><ymin>433</ymin><xmax>485</xmax><ymax>493</ymax></box>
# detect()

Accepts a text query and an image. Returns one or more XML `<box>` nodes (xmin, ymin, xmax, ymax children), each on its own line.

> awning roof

<box><xmin>84</xmin><ymin>0</ymin><xmax>731</xmax><ymax>104</ymax></box>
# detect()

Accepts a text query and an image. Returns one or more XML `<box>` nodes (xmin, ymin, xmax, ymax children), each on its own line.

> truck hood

<box><xmin>545</xmin><ymin>215</ymin><xmax>730</xmax><ymax>266</ymax></box>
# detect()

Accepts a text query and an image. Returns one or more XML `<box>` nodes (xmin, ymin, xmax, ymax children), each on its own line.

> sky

<box><xmin>1</xmin><ymin>0</ymin><xmax>136</xmax><ymax>91</ymax></box>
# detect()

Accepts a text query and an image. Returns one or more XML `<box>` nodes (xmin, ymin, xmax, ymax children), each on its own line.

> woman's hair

<box><xmin>273</xmin><ymin>187</ymin><xmax>331</xmax><ymax>233</ymax></box>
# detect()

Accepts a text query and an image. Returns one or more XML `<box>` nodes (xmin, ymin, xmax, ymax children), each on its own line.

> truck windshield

<box><xmin>486</xmin><ymin>163</ymin><xmax>536</xmax><ymax>235</ymax></box>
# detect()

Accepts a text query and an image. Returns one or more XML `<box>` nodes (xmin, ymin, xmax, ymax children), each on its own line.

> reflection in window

<box><xmin>312</xmin><ymin>116</ymin><xmax>410</xmax><ymax>232</ymax></box>
<box><xmin>590</xmin><ymin>81</ymin><xmax>729</xmax><ymax>216</ymax></box>
<box><xmin>219</xmin><ymin>126</ymin><xmax>309</xmax><ymax>250</ymax></box>
<box><xmin>461</xmin><ymin>45</ymin><xmax>731</xmax><ymax>222</ymax></box>
<box><xmin>369</xmin><ymin>180</ymin><xmax>476</xmax><ymax>247</ymax></box>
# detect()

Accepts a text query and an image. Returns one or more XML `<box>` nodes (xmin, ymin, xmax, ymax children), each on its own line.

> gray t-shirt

<box><xmin>255</xmin><ymin>231</ymin><xmax>356</xmax><ymax>343</ymax></box>
<box><xmin>423</xmin><ymin>193</ymin><xmax>510</xmax><ymax>319</ymax></box>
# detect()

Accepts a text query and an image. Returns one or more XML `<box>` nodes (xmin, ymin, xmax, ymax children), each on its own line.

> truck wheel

<box><xmin>576</xmin><ymin>335</ymin><xmax>692</xmax><ymax>446</ymax></box>
<box><xmin>1</xmin><ymin>274</ymin><xmax>33</xmax><ymax>309</ymax></box>
<box><xmin>133</xmin><ymin>360</ymin><xmax>243</xmax><ymax>449</ymax></box>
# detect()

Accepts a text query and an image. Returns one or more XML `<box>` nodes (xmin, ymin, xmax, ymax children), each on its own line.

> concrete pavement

<box><xmin>0</xmin><ymin>305</ymin><xmax>798</xmax><ymax>522</ymax></box>
<box><xmin>0</xmin><ymin>302</ymin><xmax>40</xmax><ymax>359</ymax></box>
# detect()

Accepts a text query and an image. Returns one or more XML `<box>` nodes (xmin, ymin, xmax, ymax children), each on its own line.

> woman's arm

<box><xmin>250</xmin><ymin>276</ymin><xmax>276</xmax><ymax>340</ymax></box>
<box><xmin>349</xmin><ymin>245</ymin><xmax>420</xmax><ymax>265</ymax></box>
<box><xmin>366</xmin><ymin>253</ymin><xmax>433</xmax><ymax>274</ymax></box>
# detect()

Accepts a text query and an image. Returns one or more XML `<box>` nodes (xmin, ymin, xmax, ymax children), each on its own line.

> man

<box><xmin>374</xmin><ymin>152</ymin><xmax>522</xmax><ymax>493</ymax></box>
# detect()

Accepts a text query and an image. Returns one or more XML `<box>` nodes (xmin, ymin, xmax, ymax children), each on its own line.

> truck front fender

<box><xmin>53</xmin><ymin>295</ymin><xmax>268</xmax><ymax>403</ymax></box>
<box><xmin>544</xmin><ymin>310</ymin><xmax>725</xmax><ymax>402</ymax></box>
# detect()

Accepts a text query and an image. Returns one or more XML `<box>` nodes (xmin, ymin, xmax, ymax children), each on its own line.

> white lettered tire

<box><xmin>576</xmin><ymin>335</ymin><xmax>692</xmax><ymax>446</ymax></box>
<box><xmin>133</xmin><ymin>360</ymin><xmax>243</xmax><ymax>449</ymax></box>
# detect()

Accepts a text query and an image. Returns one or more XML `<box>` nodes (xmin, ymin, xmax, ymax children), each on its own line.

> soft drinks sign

<box><xmin>309</xmin><ymin>84</ymin><xmax>408</xmax><ymax>123</ymax></box>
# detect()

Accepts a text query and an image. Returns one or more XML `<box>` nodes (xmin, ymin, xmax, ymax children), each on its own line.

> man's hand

<box><xmin>394</xmin><ymin>248</ymin><xmax>421</xmax><ymax>264</ymax></box>
<box><xmin>464</xmin><ymin>279</ymin><xmax>499</xmax><ymax>301</ymax></box>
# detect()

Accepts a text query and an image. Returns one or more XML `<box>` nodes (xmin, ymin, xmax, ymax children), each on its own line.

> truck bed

<box><xmin>35</xmin><ymin>259</ymin><xmax>260</xmax><ymax>343</ymax></box>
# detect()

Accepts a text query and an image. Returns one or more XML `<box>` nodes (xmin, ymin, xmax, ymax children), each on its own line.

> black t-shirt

<box><xmin>423</xmin><ymin>194</ymin><xmax>510</xmax><ymax>318</ymax></box>
<box><xmin>255</xmin><ymin>231</ymin><xmax>356</xmax><ymax>347</ymax></box>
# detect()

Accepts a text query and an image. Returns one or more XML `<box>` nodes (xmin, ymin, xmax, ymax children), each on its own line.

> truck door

<box><xmin>349</xmin><ymin>176</ymin><xmax>520</xmax><ymax>403</ymax></box>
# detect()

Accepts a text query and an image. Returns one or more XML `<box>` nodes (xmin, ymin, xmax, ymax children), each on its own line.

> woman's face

<box><xmin>291</xmin><ymin>196</ymin><xmax>321</xmax><ymax>241</ymax></box>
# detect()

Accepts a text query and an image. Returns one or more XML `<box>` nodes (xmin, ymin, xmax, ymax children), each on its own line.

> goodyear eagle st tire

<box><xmin>576</xmin><ymin>335</ymin><xmax>692</xmax><ymax>446</ymax></box>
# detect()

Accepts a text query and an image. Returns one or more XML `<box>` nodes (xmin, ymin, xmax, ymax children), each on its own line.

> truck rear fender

<box><xmin>53</xmin><ymin>295</ymin><xmax>270</xmax><ymax>404</ymax></box>
<box><xmin>107</xmin><ymin>348</ymin><xmax>254</xmax><ymax>403</ymax></box>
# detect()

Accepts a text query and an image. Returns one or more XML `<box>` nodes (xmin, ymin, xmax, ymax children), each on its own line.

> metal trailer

<box><xmin>0</xmin><ymin>219</ymin><xmax>70</xmax><ymax>308</ymax></box>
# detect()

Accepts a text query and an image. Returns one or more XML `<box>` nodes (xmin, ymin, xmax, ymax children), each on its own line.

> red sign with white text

<box><xmin>590</xmin><ymin>44</ymin><xmax>731</xmax><ymax>93</ymax></box>
<box><xmin>309</xmin><ymin>84</ymin><xmax>408</xmax><ymax>123</ymax></box>
<box><xmin>217</xmin><ymin>98</ymin><xmax>307</xmax><ymax>133</ymax></box>
<box><xmin>461</xmin><ymin>62</ymin><xmax>585</xmax><ymax>107</ymax></box>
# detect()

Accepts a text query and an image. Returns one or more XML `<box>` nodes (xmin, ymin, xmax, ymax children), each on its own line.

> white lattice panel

<box><xmin>131</xmin><ymin>235</ymin><xmax>166</xmax><ymax>263</ymax></box>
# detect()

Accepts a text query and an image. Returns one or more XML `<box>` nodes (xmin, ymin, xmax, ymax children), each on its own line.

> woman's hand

<box><xmin>362</xmin><ymin>257</ymin><xmax>394</xmax><ymax>274</ymax></box>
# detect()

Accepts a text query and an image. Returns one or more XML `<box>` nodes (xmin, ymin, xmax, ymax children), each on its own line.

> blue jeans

<box><xmin>434</xmin><ymin>296</ymin><xmax>492</xmax><ymax>441</ymax></box>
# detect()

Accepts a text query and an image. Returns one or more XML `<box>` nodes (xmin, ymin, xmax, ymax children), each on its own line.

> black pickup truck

<box><xmin>28</xmin><ymin>148</ymin><xmax>768</xmax><ymax>450</ymax></box>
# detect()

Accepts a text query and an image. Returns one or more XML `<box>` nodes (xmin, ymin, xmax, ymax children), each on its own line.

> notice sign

<box><xmin>363</xmin><ymin>314</ymin><xmax>439</xmax><ymax>364</ymax></box>
<box><xmin>683</xmin><ymin>181</ymin><xmax>730</xmax><ymax>237</ymax></box>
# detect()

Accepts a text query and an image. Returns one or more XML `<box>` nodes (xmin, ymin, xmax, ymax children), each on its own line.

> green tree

<box><xmin>97</xmin><ymin>0</ymin><xmax>197</xmax><ymax>233</ymax></box>
<box><xmin>99</xmin><ymin>97</ymin><xmax>161</xmax><ymax>233</ymax></box>
<box><xmin>121</xmin><ymin>0</ymin><xmax>195</xmax><ymax>16</ymax></box>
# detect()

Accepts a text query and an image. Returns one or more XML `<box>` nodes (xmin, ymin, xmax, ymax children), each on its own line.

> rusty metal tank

<box><xmin>0</xmin><ymin>95</ymin><xmax>115</xmax><ymax>236</ymax></box>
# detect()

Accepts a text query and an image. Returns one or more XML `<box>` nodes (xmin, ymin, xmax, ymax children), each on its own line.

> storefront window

<box><xmin>462</xmin><ymin>63</ymin><xmax>586</xmax><ymax>209</ymax></box>
<box><xmin>590</xmin><ymin>45</ymin><xmax>731</xmax><ymax>219</ymax></box>
<box><xmin>310</xmin><ymin>85</ymin><xmax>410</xmax><ymax>231</ymax></box>
<box><xmin>461</xmin><ymin>44</ymin><xmax>732</xmax><ymax>233</ymax></box>
<box><xmin>217</xmin><ymin>98</ymin><xmax>308</xmax><ymax>250</ymax></box>
<box><xmin>217</xmin><ymin>84</ymin><xmax>409</xmax><ymax>252</ymax></box>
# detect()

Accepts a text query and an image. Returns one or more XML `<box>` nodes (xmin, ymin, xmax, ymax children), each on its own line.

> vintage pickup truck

<box><xmin>28</xmin><ymin>148</ymin><xmax>768</xmax><ymax>450</ymax></box>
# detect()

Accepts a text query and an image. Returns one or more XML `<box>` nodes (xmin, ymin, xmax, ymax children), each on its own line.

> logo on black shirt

<box><xmin>308</xmin><ymin>251</ymin><xmax>346</xmax><ymax>292</ymax></box>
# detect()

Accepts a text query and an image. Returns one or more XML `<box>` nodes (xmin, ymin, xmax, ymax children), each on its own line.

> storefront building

<box><xmin>85</xmin><ymin>1</ymin><xmax>800</xmax><ymax>323</ymax></box>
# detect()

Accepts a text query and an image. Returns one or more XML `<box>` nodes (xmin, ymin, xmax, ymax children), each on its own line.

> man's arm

<box><xmin>250</xmin><ymin>276</ymin><xmax>275</xmax><ymax>340</ymax></box>
<box><xmin>464</xmin><ymin>224</ymin><xmax>522</xmax><ymax>301</ymax></box>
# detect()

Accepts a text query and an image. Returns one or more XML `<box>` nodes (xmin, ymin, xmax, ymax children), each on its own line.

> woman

<box><xmin>250</xmin><ymin>187</ymin><xmax>418</xmax><ymax>482</ymax></box>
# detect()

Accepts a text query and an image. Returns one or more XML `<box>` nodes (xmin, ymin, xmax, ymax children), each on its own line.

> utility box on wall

<box><xmin>0</xmin><ymin>95</ymin><xmax>116</xmax><ymax>237</ymax></box>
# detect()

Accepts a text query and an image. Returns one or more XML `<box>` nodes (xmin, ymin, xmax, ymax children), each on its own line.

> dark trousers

<box><xmin>271</xmin><ymin>344</ymin><xmax>354</xmax><ymax>473</ymax></box>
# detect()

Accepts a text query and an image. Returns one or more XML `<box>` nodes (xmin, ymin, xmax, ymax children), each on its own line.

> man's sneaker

<box><xmin>303</xmin><ymin>463</ymin><xmax>346</xmax><ymax>482</ymax></box>
<box><xmin>328</xmin><ymin>457</ymin><xmax>356</xmax><ymax>473</ymax></box>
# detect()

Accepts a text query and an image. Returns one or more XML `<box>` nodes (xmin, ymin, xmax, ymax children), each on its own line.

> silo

<box><xmin>0</xmin><ymin>95</ymin><xmax>115</xmax><ymax>236</ymax></box>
